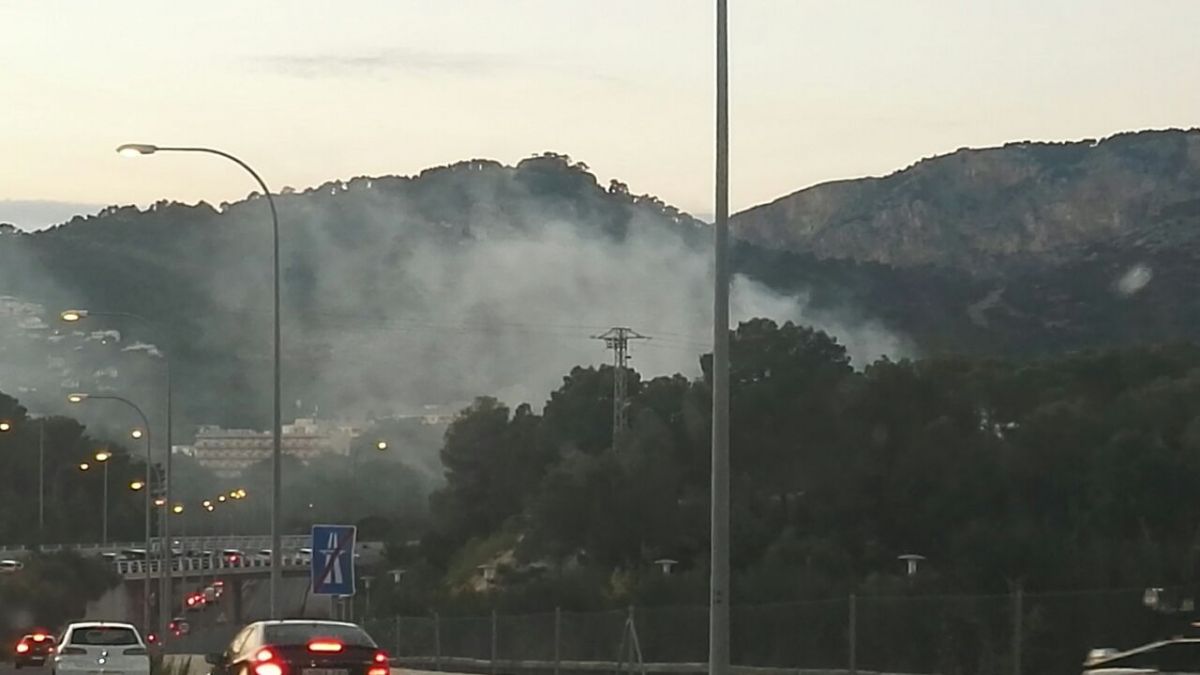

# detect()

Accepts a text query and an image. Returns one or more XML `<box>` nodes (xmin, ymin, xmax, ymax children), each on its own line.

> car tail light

<box><xmin>58</xmin><ymin>647</ymin><xmax>86</xmax><ymax>655</ymax></box>
<box><xmin>374</xmin><ymin>651</ymin><xmax>388</xmax><ymax>664</ymax></box>
<box><xmin>255</xmin><ymin>648</ymin><xmax>275</xmax><ymax>663</ymax></box>
<box><xmin>124</xmin><ymin>647</ymin><xmax>148</xmax><ymax>655</ymax></box>
<box><xmin>254</xmin><ymin>663</ymin><xmax>283</xmax><ymax>675</ymax></box>
<box><xmin>16</xmin><ymin>643</ymin><xmax>29</xmax><ymax>654</ymax></box>
<box><xmin>307</xmin><ymin>640</ymin><xmax>343</xmax><ymax>653</ymax></box>
<box><xmin>368</xmin><ymin>667</ymin><xmax>389</xmax><ymax>675</ymax></box>
<box><xmin>147</xmin><ymin>633</ymin><xmax>157</xmax><ymax>644</ymax></box>
<box><xmin>31</xmin><ymin>634</ymin><xmax>47</xmax><ymax>642</ymax></box>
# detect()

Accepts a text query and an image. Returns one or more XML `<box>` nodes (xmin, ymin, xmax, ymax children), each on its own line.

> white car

<box><xmin>53</xmin><ymin>622</ymin><xmax>150</xmax><ymax>675</ymax></box>
<box><xmin>0</xmin><ymin>559</ymin><xmax>24</xmax><ymax>573</ymax></box>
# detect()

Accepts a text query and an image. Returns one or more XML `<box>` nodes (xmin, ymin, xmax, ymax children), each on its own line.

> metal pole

<box><xmin>38</xmin><ymin>421</ymin><xmax>45</xmax><ymax>546</ymax></box>
<box><xmin>79</xmin><ymin>395</ymin><xmax>152</xmax><ymax>635</ymax></box>
<box><xmin>102</xmin><ymin>460</ymin><xmax>109</xmax><ymax>546</ymax></box>
<box><xmin>848</xmin><ymin>594</ymin><xmax>857</xmax><ymax>675</ymax></box>
<box><xmin>1013</xmin><ymin>583</ymin><xmax>1023</xmax><ymax>675</ymax></box>
<box><xmin>143</xmin><ymin>429</ymin><xmax>152</xmax><ymax>635</ymax></box>
<box><xmin>490</xmin><ymin>609</ymin><xmax>498</xmax><ymax>675</ymax></box>
<box><xmin>554</xmin><ymin>607</ymin><xmax>561</xmax><ymax>675</ymax></box>
<box><xmin>709</xmin><ymin>3</ymin><xmax>731</xmax><ymax>675</ymax></box>
<box><xmin>137</xmin><ymin>145</ymin><xmax>283</xmax><ymax>616</ymax></box>
<box><xmin>433</xmin><ymin>612</ymin><xmax>442</xmax><ymax>672</ymax></box>
<box><xmin>161</xmin><ymin>362</ymin><xmax>172</xmax><ymax>639</ymax></box>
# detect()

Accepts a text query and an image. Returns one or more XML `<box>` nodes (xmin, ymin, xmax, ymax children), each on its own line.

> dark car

<box><xmin>206</xmin><ymin>620</ymin><xmax>389</xmax><ymax>675</ymax></box>
<box><xmin>14</xmin><ymin>632</ymin><xmax>55</xmax><ymax>668</ymax></box>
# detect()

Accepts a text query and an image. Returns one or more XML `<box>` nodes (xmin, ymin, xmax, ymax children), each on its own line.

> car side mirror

<box><xmin>205</xmin><ymin>653</ymin><xmax>223</xmax><ymax>665</ymax></box>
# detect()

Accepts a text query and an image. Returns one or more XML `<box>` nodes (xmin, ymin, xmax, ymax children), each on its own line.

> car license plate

<box><xmin>304</xmin><ymin>669</ymin><xmax>348</xmax><ymax>675</ymax></box>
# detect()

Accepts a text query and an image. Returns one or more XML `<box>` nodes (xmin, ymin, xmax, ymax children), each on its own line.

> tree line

<box><xmin>378</xmin><ymin>319</ymin><xmax>1200</xmax><ymax>616</ymax></box>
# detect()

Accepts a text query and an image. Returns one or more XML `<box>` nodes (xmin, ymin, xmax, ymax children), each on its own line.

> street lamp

<box><xmin>130</xmin><ymin>480</ymin><xmax>145</xmax><ymax>491</ymax></box>
<box><xmin>709</xmin><ymin>3</ymin><xmax>732</xmax><ymax>675</ymax></box>
<box><xmin>118</xmin><ymin>142</ymin><xmax>283</xmax><ymax>616</ymax></box>
<box><xmin>172</xmin><ymin>504</ymin><xmax>183</xmax><ymax>515</ymax></box>
<box><xmin>217</xmin><ymin>495</ymin><xmax>227</xmax><ymax>503</ymax></box>
<box><xmin>376</xmin><ymin>441</ymin><xmax>387</xmax><ymax>451</ymax></box>
<box><xmin>95</xmin><ymin>451</ymin><xmax>111</xmax><ymax>545</ymax></box>
<box><xmin>69</xmin><ymin>392</ymin><xmax>154</xmax><ymax>634</ymax></box>
<box><xmin>0</xmin><ymin>418</ymin><xmax>51</xmax><ymax>544</ymax></box>
<box><xmin>78</xmin><ymin>462</ymin><xmax>89</xmax><ymax>471</ymax></box>
<box><xmin>61</xmin><ymin>308</ymin><xmax>175</xmax><ymax>639</ymax></box>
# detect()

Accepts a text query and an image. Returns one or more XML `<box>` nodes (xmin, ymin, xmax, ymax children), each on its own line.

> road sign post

<box><xmin>311</xmin><ymin>525</ymin><xmax>356</xmax><ymax>597</ymax></box>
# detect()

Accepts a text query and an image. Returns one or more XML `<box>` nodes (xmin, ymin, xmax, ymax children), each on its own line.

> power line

<box><xmin>592</xmin><ymin>327</ymin><xmax>649</xmax><ymax>449</ymax></box>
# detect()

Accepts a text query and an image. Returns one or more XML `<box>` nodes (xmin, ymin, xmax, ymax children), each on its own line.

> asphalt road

<box><xmin>0</xmin><ymin>662</ymin><xmax>46</xmax><ymax>675</ymax></box>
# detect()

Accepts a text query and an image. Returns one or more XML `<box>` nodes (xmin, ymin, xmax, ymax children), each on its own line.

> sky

<box><xmin>3</xmin><ymin>0</ymin><xmax>1200</xmax><ymax>229</ymax></box>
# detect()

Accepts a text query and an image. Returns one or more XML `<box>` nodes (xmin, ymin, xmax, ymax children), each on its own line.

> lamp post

<box><xmin>69</xmin><ymin>392</ymin><xmax>153</xmax><ymax>634</ymax></box>
<box><xmin>62</xmin><ymin>308</ymin><xmax>174</xmax><ymax>634</ymax></box>
<box><xmin>95</xmin><ymin>451</ymin><xmax>111</xmax><ymax>545</ymax></box>
<box><xmin>117</xmin><ymin>142</ymin><xmax>283</xmax><ymax>617</ymax></box>
<box><xmin>2</xmin><ymin>418</ymin><xmax>51</xmax><ymax>546</ymax></box>
<box><xmin>709</xmin><ymin>3</ymin><xmax>731</xmax><ymax>675</ymax></box>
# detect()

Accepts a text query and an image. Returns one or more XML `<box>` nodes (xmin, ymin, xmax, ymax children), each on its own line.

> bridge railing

<box><xmin>114</xmin><ymin>554</ymin><xmax>312</xmax><ymax>578</ymax></box>
<box><xmin>0</xmin><ymin>534</ymin><xmax>313</xmax><ymax>555</ymax></box>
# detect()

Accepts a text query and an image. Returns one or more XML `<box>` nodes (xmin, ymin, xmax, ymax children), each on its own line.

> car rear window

<box><xmin>263</xmin><ymin>624</ymin><xmax>375</xmax><ymax>647</ymax></box>
<box><xmin>70</xmin><ymin>627</ymin><xmax>139</xmax><ymax>646</ymax></box>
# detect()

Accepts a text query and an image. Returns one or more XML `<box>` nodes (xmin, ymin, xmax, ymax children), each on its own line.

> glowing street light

<box><xmin>376</xmin><ymin>441</ymin><xmax>388</xmax><ymax>451</ymax></box>
<box><xmin>67</xmin><ymin>393</ymin><xmax>87</xmax><ymax>404</ymax></box>
<box><xmin>78</xmin><ymin>462</ymin><xmax>89</xmax><ymax>471</ymax></box>
<box><xmin>60</xmin><ymin>309</ymin><xmax>88</xmax><ymax>322</ymax></box>
<box><xmin>217</xmin><ymin>494</ymin><xmax>227</xmax><ymax>503</ymax></box>
<box><xmin>202</xmin><ymin>500</ymin><xmax>212</xmax><ymax>508</ymax></box>
<box><xmin>0</xmin><ymin>421</ymin><xmax>10</xmax><ymax>432</ymax></box>
<box><xmin>130</xmin><ymin>429</ymin><xmax>144</xmax><ymax>439</ymax></box>
<box><xmin>94</xmin><ymin>451</ymin><xmax>111</xmax><ymax>545</ymax></box>
<box><xmin>130</xmin><ymin>480</ymin><xmax>145</xmax><ymax>491</ymax></box>
<box><xmin>172</xmin><ymin>503</ymin><xmax>184</xmax><ymax>515</ymax></box>
<box><xmin>154</xmin><ymin>497</ymin><xmax>167</xmax><ymax>508</ymax></box>
<box><xmin>119</xmin><ymin>140</ymin><xmax>284</xmax><ymax>616</ymax></box>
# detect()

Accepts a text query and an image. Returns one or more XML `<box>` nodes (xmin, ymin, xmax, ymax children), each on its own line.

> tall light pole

<box><xmin>69</xmin><ymin>392</ymin><xmax>153</xmax><ymax>635</ymax></box>
<box><xmin>95</xmin><ymin>451</ymin><xmax>111</xmax><ymax>545</ymax></box>
<box><xmin>117</xmin><ymin>142</ymin><xmax>283</xmax><ymax>617</ymax></box>
<box><xmin>62</xmin><ymin>308</ymin><xmax>174</xmax><ymax>637</ymax></box>
<box><xmin>710</xmin><ymin>2</ymin><xmax>731</xmax><ymax>675</ymax></box>
<box><xmin>2</xmin><ymin>418</ymin><xmax>50</xmax><ymax>546</ymax></box>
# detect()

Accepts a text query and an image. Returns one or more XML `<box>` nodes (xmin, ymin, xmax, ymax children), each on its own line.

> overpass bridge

<box><xmin>0</xmin><ymin>534</ymin><xmax>315</xmax><ymax>557</ymax></box>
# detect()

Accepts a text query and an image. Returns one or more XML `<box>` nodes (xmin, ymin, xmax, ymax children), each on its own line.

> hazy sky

<box><xmin>3</xmin><ymin>0</ymin><xmax>1200</xmax><ymax>228</ymax></box>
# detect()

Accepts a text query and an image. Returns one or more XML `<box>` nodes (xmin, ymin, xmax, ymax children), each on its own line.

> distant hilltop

<box><xmin>733</xmin><ymin>128</ymin><xmax>1200</xmax><ymax>271</ymax></box>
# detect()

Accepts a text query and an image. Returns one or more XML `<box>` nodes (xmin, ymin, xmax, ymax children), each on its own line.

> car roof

<box><xmin>256</xmin><ymin>620</ymin><xmax>362</xmax><ymax>628</ymax></box>
<box><xmin>65</xmin><ymin>621</ymin><xmax>138</xmax><ymax>629</ymax></box>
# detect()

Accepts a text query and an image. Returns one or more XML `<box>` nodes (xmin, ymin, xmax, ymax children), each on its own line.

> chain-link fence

<box><xmin>365</xmin><ymin>586</ymin><xmax>1194</xmax><ymax>675</ymax></box>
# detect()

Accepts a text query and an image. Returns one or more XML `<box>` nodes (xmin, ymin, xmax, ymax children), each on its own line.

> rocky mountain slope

<box><xmin>733</xmin><ymin>128</ymin><xmax>1200</xmax><ymax>271</ymax></box>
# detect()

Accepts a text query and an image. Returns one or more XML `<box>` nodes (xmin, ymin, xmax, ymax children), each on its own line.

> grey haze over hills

<box><xmin>4</xmin><ymin>133</ymin><xmax>1200</xmax><ymax>432</ymax></box>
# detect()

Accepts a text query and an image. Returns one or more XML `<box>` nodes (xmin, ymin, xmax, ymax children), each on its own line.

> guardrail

<box><xmin>115</xmin><ymin>554</ymin><xmax>312</xmax><ymax>578</ymax></box>
<box><xmin>0</xmin><ymin>535</ymin><xmax>315</xmax><ymax>555</ymax></box>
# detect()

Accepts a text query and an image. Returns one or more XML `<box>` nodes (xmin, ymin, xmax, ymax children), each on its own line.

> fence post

<box><xmin>433</xmin><ymin>611</ymin><xmax>442</xmax><ymax>672</ymax></box>
<box><xmin>554</xmin><ymin>606</ymin><xmax>562</xmax><ymax>675</ymax></box>
<box><xmin>1012</xmin><ymin>583</ymin><xmax>1023</xmax><ymax>675</ymax></box>
<box><xmin>848</xmin><ymin>594</ymin><xmax>857</xmax><ymax>675</ymax></box>
<box><xmin>491</xmin><ymin>609</ymin><xmax>499</xmax><ymax>675</ymax></box>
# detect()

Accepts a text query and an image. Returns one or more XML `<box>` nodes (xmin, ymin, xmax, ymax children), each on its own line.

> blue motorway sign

<box><xmin>311</xmin><ymin>524</ymin><xmax>356</xmax><ymax>596</ymax></box>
